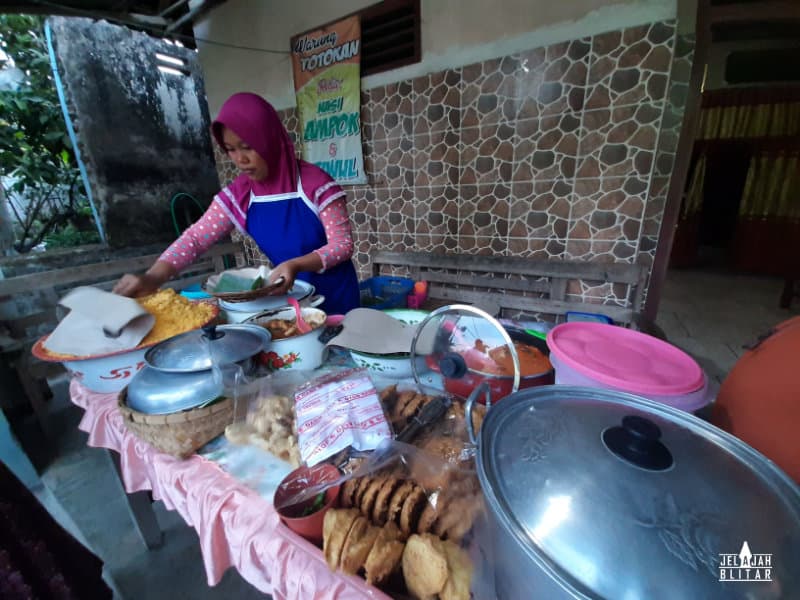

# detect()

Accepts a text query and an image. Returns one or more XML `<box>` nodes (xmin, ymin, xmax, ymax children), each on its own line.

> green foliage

<box><xmin>44</xmin><ymin>223</ymin><xmax>101</xmax><ymax>248</ymax></box>
<box><xmin>0</xmin><ymin>14</ymin><xmax>97</xmax><ymax>252</ymax></box>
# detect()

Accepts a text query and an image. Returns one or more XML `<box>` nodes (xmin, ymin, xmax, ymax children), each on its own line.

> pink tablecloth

<box><xmin>70</xmin><ymin>380</ymin><xmax>389</xmax><ymax>599</ymax></box>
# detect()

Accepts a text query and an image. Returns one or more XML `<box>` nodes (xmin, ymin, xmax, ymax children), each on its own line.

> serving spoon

<box><xmin>288</xmin><ymin>297</ymin><xmax>313</xmax><ymax>334</ymax></box>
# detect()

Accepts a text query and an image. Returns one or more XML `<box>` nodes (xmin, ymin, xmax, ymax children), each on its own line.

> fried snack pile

<box><xmin>323</xmin><ymin>509</ymin><xmax>471</xmax><ymax>599</ymax></box>
<box><xmin>225</xmin><ymin>394</ymin><xmax>301</xmax><ymax>466</ymax></box>
<box><xmin>380</xmin><ymin>386</ymin><xmax>485</xmax><ymax>434</ymax></box>
<box><xmin>137</xmin><ymin>288</ymin><xmax>216</xmax><ymax>345</ymax></box>
<box><xmin>339</xmin><ymin>473</ymin><xmax>482</xmax><ymax>544</ymax></box>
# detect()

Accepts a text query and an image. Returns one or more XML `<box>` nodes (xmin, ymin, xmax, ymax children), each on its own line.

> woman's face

<box><xmin>222</xmin><ymin>127</ymin><xmax>268</xmax><ymax>181</ymax></box>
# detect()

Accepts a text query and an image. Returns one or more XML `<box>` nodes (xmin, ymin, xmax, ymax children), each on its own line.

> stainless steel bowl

<box><xmin>126</xmin><ymin>367</ymin><xmax>224</xmax><ymax>414</ymax></box>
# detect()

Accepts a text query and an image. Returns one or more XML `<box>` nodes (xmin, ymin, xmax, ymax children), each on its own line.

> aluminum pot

<box><xmin>245</xmin><ymin>307</ymin><xmax>328</xmax><ymax>371</ymax></box>
<box><xmin>465</xmin><ymin>383</ymin><xmax>800</xmax><ymax>599</ymax></box>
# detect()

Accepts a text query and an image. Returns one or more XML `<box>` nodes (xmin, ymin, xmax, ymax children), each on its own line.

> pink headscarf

<box><xmin>212</xmin><ymin>92</ymin><xmax>328</xmax><ymax>233</ymax></box>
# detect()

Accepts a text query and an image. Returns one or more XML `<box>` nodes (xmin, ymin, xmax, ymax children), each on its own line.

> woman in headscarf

<box><xmin>114</xmin><ymin>92</ymin><xmax>360</xmax><ymax>314</ymax></box>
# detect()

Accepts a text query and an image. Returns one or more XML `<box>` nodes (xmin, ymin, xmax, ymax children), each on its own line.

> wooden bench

<box><xmin>0</xmin><ymin>241</ymin><xmax>245</xmax><ymax>434</ymax></box>
<box><xmin>370</xmin><ymin>251</ymin><xmax>649</xmax><ymax>329</ymax></box>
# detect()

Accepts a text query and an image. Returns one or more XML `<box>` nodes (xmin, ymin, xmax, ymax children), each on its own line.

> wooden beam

<box><xmin>0</xmin><ymin>242</ymin><xmax>241</xmax><ymax>296</ymax></box>
<box><xmin>645</xmin><ymin>0</ymin><xmax>711</xmax><ymax>321</ymax></box>
<box><xmin>710</xmin><ymin>1</ymin><xmax>800</xmax><ymax>24</ymax></box>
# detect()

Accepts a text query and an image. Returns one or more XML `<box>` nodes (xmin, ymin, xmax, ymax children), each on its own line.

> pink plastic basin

<box><xmin>547</xmin><ymin>322</ymin><xmax>711</xmax><ymax>413</ymax></box>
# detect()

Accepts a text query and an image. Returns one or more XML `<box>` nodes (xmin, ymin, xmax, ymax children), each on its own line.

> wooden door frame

<box><xmin>644</xmin><ymin>0</ymin><xmax>711</xmax><ymax>322</ymax></box>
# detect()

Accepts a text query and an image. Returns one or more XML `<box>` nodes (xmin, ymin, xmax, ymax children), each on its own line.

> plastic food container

<box><xmin>359</xmin><ymin>276</ymin><xmax>414</xmax><ymax>309</ymax></box>
<box><xmin>273</xmin><ymin>464</ymin><xmax>341</xmax><ymax>544</ymax></box>
<box><xmin>546</xmin><ymin>322</ymin><xmax>710</xmax><ymax>413</ymax></box>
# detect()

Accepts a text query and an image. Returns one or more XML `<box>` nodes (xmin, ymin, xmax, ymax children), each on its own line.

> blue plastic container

<box><xmin>180</xmin><ymin>283</ymin><xmax>212</xmax><ymax>300</ymax></box>
<box><xmin>359</xmin><ymin>276</ymin><xmax>414</xmax><ymax>310</ymax></box>
<box><xmin>565</xmin><ymin>310</ymin><xmax>613</xmax><ymax>325</ymax></box>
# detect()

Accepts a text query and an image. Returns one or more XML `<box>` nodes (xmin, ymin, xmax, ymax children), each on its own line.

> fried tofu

<box><xmin>323</xmin><ymin>509</ymin><xmax>361</xmax><ymax>571</ymax></box>
<box><xmin>340</xmin><ymin>516</ymin><xmax>381</xmax><ymax>575</ymax></box>
<box><xmin>440</xmin><ymin>540</ymin><xmax>473</xmax><ymax>600</ymax></box>
<box><xmin>364</xmin><ymin>521</ymin><xmax>404</xmax><ymax>586</ymax></box>
<box><xmin>402</xmin><ymin>534</ymin><xmax>448</xmax><ymax>599</ymax></box>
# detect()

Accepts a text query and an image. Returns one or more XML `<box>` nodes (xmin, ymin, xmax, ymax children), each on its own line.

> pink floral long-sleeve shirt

<box><xmin>158</xmin><ymin>196</ymin><xmax>354</xmax><ymax>272</ymax></box>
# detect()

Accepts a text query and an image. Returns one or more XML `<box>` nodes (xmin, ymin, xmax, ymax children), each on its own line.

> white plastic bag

<box><xmin>294</xmin><ymin>367</ymin><xmax>392</xmax><ymax>466</ymax></box>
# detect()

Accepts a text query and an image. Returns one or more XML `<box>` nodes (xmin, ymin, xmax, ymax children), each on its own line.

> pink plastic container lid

<box><xmin>547</xmin><ymin>322</ymin><xmax>705</xmax><ymax>396</ymax></box>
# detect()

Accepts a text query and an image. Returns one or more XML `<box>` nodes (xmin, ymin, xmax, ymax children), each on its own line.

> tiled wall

<box><xmin>214</xmin><ymin>20</ymin><xmax>690</xmax><ymax>307</ymax></box>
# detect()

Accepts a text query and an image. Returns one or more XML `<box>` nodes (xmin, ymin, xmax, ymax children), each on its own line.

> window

<box><xmin>725</xmin><ymin>47</ymin><xmax>800</xmax><ymax>84</ymax></box>
<box><xmin>359</xmin><ymin>0</ymin><xmax>421</xmax><ymax>76</ymax></box>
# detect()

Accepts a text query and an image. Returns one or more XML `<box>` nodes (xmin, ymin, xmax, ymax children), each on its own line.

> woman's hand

<box><xmin>112</xmin><ymin>261</ymin><xmax>176</xmax><ymax>297</ymax></box>
<box><xmin>267</xmin><ymin>253</ymin><xmax>324</xmax><ymax>296</ymax></box>
<box><xmin>267</xmin><ymin>260</ymin><xmax>300</xmax><ymax>296</ymax></box>
<box><xmin>112</xmin><ymin>273</ymin><xmax>162</xmax><ymax>297</ymax></box>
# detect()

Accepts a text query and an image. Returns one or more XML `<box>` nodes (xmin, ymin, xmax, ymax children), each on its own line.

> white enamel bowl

<box><xmin>349</xmin><ymin>309</ymin><xmax>429</xmax><ymax>378</ymax></box>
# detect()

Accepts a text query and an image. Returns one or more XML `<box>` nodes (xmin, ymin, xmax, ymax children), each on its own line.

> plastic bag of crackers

<box><xmin>277</xmin><ymin>411</ymin><xmax>489</xmax><ymax>600</ymax></box>
<box><xmin>224</xmin><ymin>369</ymin><xmax>321</xmax><ymax>466</ymax></box>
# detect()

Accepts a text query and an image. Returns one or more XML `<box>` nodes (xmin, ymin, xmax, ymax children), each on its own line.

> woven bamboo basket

<box><xmin>117</xmin><ymin>389</ymin><xmax>234</xmax><ymax>458</ymax></box>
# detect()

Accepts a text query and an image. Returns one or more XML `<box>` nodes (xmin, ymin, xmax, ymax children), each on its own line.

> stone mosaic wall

<box><xmin>213</xmin><ymin>20</ymin><xmax>688</xmax><ymax>308</ymax></box>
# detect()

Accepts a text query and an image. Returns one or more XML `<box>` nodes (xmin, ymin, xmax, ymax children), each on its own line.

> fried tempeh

<box><xmin>340</xmin><ymin>478</ymin><xmax>359</xmax><ymax>509</ymax></box>
<box><xmin>400</xmin><ymin>393</ymin><xmax>427</xmax><ymax>420</ymax></box>
<box><xmin>393</xmin><ymin>390</ymin><xmax>418</xmax><ymax>419</ymax></box>
<box><xmin>399</xmin><ymin>486</ymin><xmax>427</xmax><ymax>538</ymax></box>
<box><xmin>372</xmin><ymin>477</ymin><xmax>401</xmax><ymax>526</ymax></box>
<box><xmin>417</xmin><ymin>497</ymin><xmax>441</xmax><ymax>535</ymax></box>
<box><xmin>359</xmin><ymin>476</ymin><xmax>386</xmax><ymax>519</ymax></box>
<box><xmin>386</xmin><ymin>480</ymin><xmax>415</xmax><ymax>528</ymax></box>
<box><xmin>378</xmin><ymin>384</ymin><xmax>399</xmax><ymax>410</ymax></box>
<box><xmin>352</xmin><ymin>476</ymin><xmax>373</xmax><ymax>508</ymax></box>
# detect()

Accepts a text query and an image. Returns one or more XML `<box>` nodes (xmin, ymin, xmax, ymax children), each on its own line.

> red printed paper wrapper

<box><xmin>294</xmin><ymin>367</ymin><xmax>392</xmax><ymax>466</ymax></box>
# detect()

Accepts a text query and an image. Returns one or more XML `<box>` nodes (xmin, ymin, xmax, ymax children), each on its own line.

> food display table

<box><xmin>69</xmin><ymin>379</ymin><xmax>390</xmax><ymax>599</ymax></box>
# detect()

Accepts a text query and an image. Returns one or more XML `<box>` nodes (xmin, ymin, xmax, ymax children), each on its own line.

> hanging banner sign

<box><xmin>290</xmin><ymin>15</ymin><xmax>366</xmax><ymax>184</ymax></box>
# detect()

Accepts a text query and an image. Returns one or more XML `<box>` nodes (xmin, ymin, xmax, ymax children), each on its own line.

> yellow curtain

<box><xmin>698</xmin><ymin>103</ymin><xmax>800</xmax><ymax>140</ymax></box>
<box><xmin>682</xmin><ymin>154</ymin><xmax>707</xmax><ymax>219</ymax></box>
<box><xmin>739</xmin><ymin>150</ymin><xmax>800</xmax><ymax>220</ymax></box>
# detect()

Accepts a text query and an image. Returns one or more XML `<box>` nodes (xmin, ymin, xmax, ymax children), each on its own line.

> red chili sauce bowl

<box><xmin>273</xmin><ymin>464</ymin><xmax>341</xmax><ymax>545</ymax></box>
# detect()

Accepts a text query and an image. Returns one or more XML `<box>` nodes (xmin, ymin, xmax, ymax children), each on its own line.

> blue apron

<box><xmin>245</xmin><ymin>180</ymin><xmax>360</xmax><ymax>315</ymax></box>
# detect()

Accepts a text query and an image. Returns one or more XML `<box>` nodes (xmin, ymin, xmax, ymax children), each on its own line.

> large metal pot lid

<box><xmin>144</xmin><ymin>324</ymin><xmax>270</xmax><ymax>373</ymax></box>
<box><xmin>474</xmin><ymin>385</ymin><xmax>800</xmax><ymax>599</ymax></box>
<box><xmin>410</xmin><ymin>305</ymin><xmax>521</xmax><ymax>397</ymax></box>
